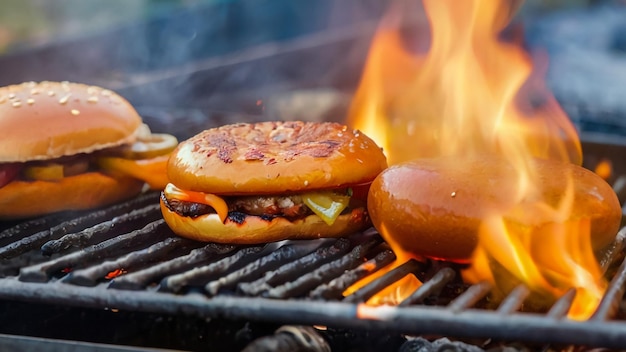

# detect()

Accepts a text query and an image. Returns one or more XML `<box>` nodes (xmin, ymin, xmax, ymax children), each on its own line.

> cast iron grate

<box><xmin>0</xmin><ymin>188</ymin><xmax>625</xmax><ymax>349</ymax></box>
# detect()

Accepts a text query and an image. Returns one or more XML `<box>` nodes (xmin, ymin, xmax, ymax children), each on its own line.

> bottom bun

<box><xmin>160</xmin><ymin>198</ymin><xmax>370</xmax><ymax>243</ymax></box>
<box><xmin>0</xmin><ymin>172</ymin><xmax>144</xmax><ymax>219</ymax></box>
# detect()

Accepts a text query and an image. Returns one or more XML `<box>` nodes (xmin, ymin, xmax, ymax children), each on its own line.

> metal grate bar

<box><xmin>158</xmin><ymin>246</ymin><xmax>265</xmax><ymax>293</ymax></box>
<box><xmin>238</xmin><ymin>238</ymin><xmax>352</xmax><ymax>296</ymax></box>
<box><xmin>308</xmin><ymin>249</ymin><xmax>395</xmax><ymax>300</ymax></box>
<box><xmin>64</xmin><ymin>236</ymin><xmax>196</xmax><ymax>287</ymax></box>
<box><xmin>109</xmin><ymin>242</ymin><xmax>237</xmax><ymax>290</ymax></box>
<box><xmin>18</xmin><ymin>220</ymin><xmax>170</xmax><ymax>282</ymax></box>
<box><xmin>264</xmin><ymin>237</ymin><xmax>386</xmax><ymax>299</ymax></box>
<box><xmin>591</xmin><ymin>254</ymin><xmax>626</xmax><ymax>321</ymax></box>
<box><xmin>546</xmin><ymin>288</ymin><xmax>576</xmax><ymax>319</ymax></box>
<box><xmin>0</xmin><ymin>193</ymin><xmax>159</xmax><ymax>260</ymax></box>
<box><xmin>205</xmin><ymin>241</ymin><xmax>326</xmax><ymax>295</ymax></box>
<box><xmin>1</xmin><ymin>280</ymin><xmax>626</xmax><ymax>349</ymax></box>
<box><xmin>497</xmin><ymin>285</ymin><xmax>531</xmax><ymax>314</ymax></box>
<box><xmin>344</xmin><ymin>259</ymin><xmax>424</xmax><ymax>304</ymax></box>
<box><xmin>399</xmin><ymin>267</ymin><xmax>456</xmax><ymax>306</ymax></box>
<box><xmin>40</xmin><ymin>204</ymin><xmax>162</xmax><ymax>255</ymax></box>
<box><xmin>448</xmin><ymin>281</ymin><xmax>492</xmax><ymax>312</ymax></box>
<box><xmin>0</xmin><ymin>213</ymin><xmax>70</xmax><ymax>247</ymax></box>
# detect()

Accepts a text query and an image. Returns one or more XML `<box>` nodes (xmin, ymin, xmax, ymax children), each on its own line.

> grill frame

<box><xmin>1</xmin><ymin>277</ymin><xmax>626</xmax><ymax>348</ymax></box>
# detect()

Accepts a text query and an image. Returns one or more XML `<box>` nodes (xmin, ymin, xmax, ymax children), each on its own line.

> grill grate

<box><xmin>0</xmin><ymin>135</ymin><xmax>625</xmax><ymax>350</ymax></box>
<box><xmin>0</xmin><ymin>192</ymin><xmax>625</xmax><ymax>349</ymax></box>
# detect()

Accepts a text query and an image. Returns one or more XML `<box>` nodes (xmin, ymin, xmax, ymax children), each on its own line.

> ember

<box><xmin>347</xmin><ymin>0</ymin><xmax>622</xmax><ymax>319</ymax></box>
<box><xmin>105</xmin><ymin>268</ymin><xmax>127</xmax><ymax>280</ymax></box>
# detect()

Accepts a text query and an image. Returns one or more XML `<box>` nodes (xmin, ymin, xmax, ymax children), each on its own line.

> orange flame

<box><xmin>348</xmin><ymin>0</ymin><xmax>606</xmax><ymax>319</ymax></box>
<box><xmin>595</xmin><ymin>159</ymin><xmax>613</xmax><ymax>182</ymax></box>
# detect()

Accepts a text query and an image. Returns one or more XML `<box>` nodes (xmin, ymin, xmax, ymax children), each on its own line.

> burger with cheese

<box><xmin>160</xmin><ymin>121</ymin><xmax>388</xmax><ymax>243</ymax></box>
<box><xmin>0</xmin><ymin>81</ymin><xmax>177</xmax><ymax>219</ymax></box>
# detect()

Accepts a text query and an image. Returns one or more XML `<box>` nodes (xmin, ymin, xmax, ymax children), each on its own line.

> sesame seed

<box><xmin>47</xmin><ymin>91</ymin><xmax>56</xmax><ymax>97</ymax></box>
<box><xmin>451</xmin><ymin>191</ymin><xmax>457</xmax><ymax>198</ymax></box>
<box><xmin>30</xmin><ymin>88</ymin><xmax>40</xmax><ymax>95</ymax></box>
<box><xmin>71</xmin><ymin>109</ymin><xmax>80</xmax><ymax>116</ymax></box>
<box><xmin>101</xmin><ymin>90</ymin><xmax>112</xmax><ymax>97</ymax></box>
<box><xmin>26</xmin><ymin>98</ymin><xmax>35</xmax><ymax>105</ymax></box>
<box><xmin>87</xmin><ymin>86</ymin><xmax>98</xmax><ymax>95</ymax></box>
<box><xmin>26</xmin><ymin>81</ymin><xmax>36</xmax><ymax>88</ymax></box>
<box><xmin>8</xmin><ymin>93</ymin><xmax>15</xmax><ymax>99</ymax></box>
<box><xmin>87</xmin><ymin>96</ymin><xmax>98</xmax><ymax>103</ymax></box>
<box><xmin>304</xmin><ymin>180</ymin><xmax>309</xmax><ymax>186</ymax></box>
<box><xmin>59</xmin><ymin>94</ymin><xmax>71</xmax><ymax>105</ymax></box>
<box><xmin>12</xmin><ymin>101</ymin><xmax>21</xmax><ymax>108</ymax></box>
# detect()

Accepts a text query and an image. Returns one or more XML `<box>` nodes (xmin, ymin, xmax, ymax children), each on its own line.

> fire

<box><xmin>348</xmin><ymin>0</ymin><xmax>607</xmax><ymax>319</ymax></box>
<box><xmin>595</xmin><ymin>159</ymin><xmax>613</xmax><ymax>182</ymax></box>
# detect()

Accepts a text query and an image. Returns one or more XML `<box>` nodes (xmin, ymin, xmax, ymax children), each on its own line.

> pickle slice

<box><xmin>118</xmin><ymin>133</ymin><xmax>178</xmax><ymax>160</ymax></box>
<box><xmin>302</xmin><ymin>191</ymin><xmax>351</xmax><ymax>226</ymax></box>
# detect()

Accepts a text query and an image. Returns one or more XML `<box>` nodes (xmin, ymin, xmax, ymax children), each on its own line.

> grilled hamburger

<box><xmin>0</xmin><ymin>81</ymin><xmax>177</xmax><ymax>219</ymax></box>
<box><xmin>160</xmin><ymin>121</ymin><xmax>388</xmax><ymax>243</ymax></box>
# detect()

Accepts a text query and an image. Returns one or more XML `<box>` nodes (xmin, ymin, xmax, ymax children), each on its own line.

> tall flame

<box><xmin>348</xmin><ymin>0</ymin><xmax>606</xmax><ymax>319</ymax></box>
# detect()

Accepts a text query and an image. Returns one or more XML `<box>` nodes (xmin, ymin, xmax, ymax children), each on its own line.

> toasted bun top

<box><xmin>168</xmin><ymin>121</ymin><xmax>388</xmax><ymax>194</ymax></box>
<box><xmin>0</xmin><ymin>81</ymin><xmax>142</xmax><ymax>162</ymax></box>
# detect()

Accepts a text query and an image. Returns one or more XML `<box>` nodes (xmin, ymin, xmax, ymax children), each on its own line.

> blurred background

<box><xmin>0</xmin><ymin>0</ymin><xmax>624</xmax><ymax>142</ymax></box>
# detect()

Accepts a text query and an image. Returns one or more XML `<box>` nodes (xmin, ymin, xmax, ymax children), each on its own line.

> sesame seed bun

<box><xmin>167</xmin><ymin>121</ymin><xmax>388</xmax><ymax>194</ymax></box>
<box><xmin>0</xmin><ymin>81</ymin><xmax>142</xmax><ymax>163</ymax></box>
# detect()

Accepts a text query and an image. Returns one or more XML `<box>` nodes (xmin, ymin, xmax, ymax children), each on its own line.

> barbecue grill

<box><xmin>1</xmin><ymin>1</ymin><xmax>625</xmax><ymax>351</ymax></box>
<box><xmin>0</xmin><ymin>122</ymin><xmax>624</xmax><ymax>351</ymax></box>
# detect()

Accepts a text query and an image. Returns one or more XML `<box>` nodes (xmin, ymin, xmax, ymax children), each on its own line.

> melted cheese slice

<box><xmin>97</xmin><ymin>155</ymin><xmax>170</xmax><ymax>190</ymax></box>
<box><xmin>163</xmin><ymin>183</ymin><xmax>229</xmax><ymax>223</ymax></box>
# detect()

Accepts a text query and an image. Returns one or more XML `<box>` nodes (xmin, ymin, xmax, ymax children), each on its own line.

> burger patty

<box><xmin>229</xmin><ymin>195</ymin><xmax>310</xmax><ymax>218</ymax></box>
<box><xmin>161</xmin><ymin>193</ymin><xmax>313</xmax><ymax>219</ymax></box>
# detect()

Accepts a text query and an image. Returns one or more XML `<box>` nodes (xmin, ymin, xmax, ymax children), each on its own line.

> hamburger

<box><xmin>160</xmin><ymin>121</ymin><xmax>388</xmax><ymax>243</ymax></box>
<box><xmin>0</xmin><ymin>81</ymin><xmax>177</xmax><ymax>219</ymax></box>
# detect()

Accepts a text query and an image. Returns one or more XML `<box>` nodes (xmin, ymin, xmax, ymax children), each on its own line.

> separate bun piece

<box><xmin>0</xmin><ymin>81</ymin><xmax>178</xmax><ymax>219</ymax></box>
<box><xmin>367</xmin><ymin>156</ymin><xmax>622</xmax><ymax>263</ymax></box>
<box><xmin>161</xmin><ymin>121</ymin><xmax>388</xmax><ymax>243</ymax></box>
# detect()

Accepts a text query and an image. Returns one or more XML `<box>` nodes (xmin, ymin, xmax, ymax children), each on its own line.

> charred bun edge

<box><xmin>0</xmin><ymin>172</ymin><xmax>144</xmax><ymax>219</ymax></box>
<box><xmin>159</xmin><ymin>198</ymin><xmax>371</xmax><ymax>244</ymax></box>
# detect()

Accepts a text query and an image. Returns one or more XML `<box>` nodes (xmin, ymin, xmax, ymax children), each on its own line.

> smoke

<box><xmin>0</xmin><ymin>0</ymin><xmax>391</xmax><ymax>128</ymax></box>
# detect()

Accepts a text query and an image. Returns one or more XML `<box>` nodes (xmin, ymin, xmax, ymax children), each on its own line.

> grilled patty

<box><xmin>161</xmin><ymin>193</ymin><xmax>312</xmax><ymax>220</ymax></box>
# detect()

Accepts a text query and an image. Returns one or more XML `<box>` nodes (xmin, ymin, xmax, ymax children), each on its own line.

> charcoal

<box><xmin>399</xmin><ymin>337</ymin><xmax>484</xmax><ymax>352</ymax></box>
